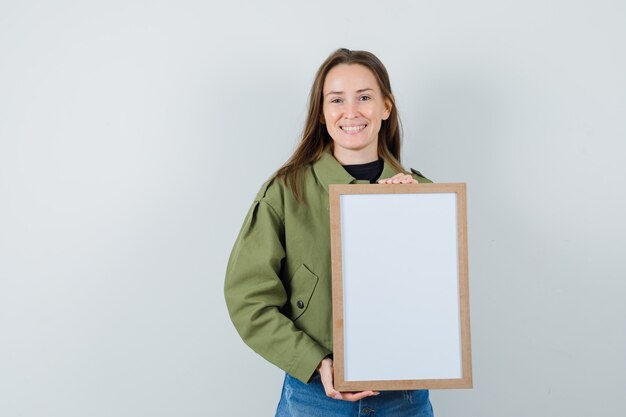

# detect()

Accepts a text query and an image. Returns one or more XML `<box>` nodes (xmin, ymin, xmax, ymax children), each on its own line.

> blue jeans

<box><xmin>275</xmin><ymin>373</ymin><xmax>434</xmax><ymax>417</ymax></box>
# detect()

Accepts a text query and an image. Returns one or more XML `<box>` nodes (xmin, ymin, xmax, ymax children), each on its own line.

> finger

<box><xmin>379</xmin><ymin>174</ymin><xmax>414</xmax><ymax>184</ymax></box>
<box><xmin>319</xmin><ymin>365</ymin><xmax>341</xmax><ymax>399</ymax></box>
<box><xmin>340</xmin><ymin>391</ymin><xmax>377</xmax><ymax>402</ymax></box>
<box><xmin>390</xmin><ymin>173</ymin><xmax>405</xmax><ymax>183</ymax></box>
<box><xmin>322</xmin><ymin>380</ymin><xmax>341</xmax><ymax>399</ymax></box>
<box><xmin>320</xmin><ymin>374</ymin><xmax>339</xmax><ymax>397</ymax></box>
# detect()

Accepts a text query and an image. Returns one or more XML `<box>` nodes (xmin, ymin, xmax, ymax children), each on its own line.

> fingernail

<box><xmin>373</xmin><ymin>392</ymin><xmax>381</xmax><ymax>396</ymax></box>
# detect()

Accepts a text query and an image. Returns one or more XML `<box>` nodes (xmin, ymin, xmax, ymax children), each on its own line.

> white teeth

<box><xmin>341</xmin><ymin>125</ymin><xmax>365</xmax><ymax>132</ymax></box>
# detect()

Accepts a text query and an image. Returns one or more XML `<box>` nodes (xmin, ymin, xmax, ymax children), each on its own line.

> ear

<box><xmin>382</xmin><ymin>96</ymin><xmax>393</xmax><ymax>120</ymax></box>
<box><xmin>319</xmin><ymin>114</ymin><xmax>326</xmax><ymax>124</ymax></box>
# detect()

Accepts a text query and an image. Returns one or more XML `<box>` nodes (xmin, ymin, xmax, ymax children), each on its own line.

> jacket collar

<box><xmin>312</xmin><ymin>149</ymin><xmax>400</xmax><ymax>192</ymax></box>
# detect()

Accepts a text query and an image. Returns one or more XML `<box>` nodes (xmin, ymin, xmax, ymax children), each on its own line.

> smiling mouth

<box><xmin>340</xmin><ymin>124</ymin><xmax>367</xmax><ymax>133</ymax></box>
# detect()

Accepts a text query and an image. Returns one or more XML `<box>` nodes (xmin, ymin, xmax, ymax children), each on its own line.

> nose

<box><xmin>344</xmin><ymin>99</ymin><xmax>359</xmax><ymax>118</ymax></box>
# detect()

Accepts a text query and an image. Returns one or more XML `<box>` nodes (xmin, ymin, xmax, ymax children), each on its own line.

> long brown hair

<box><xmin>274</xmin><ymin>48</ymin><xmax>406</xmax><ymax>201</ymax></box>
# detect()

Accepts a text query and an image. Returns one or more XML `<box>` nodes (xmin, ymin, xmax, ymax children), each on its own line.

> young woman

<box><xmin>225</xmin><ymin>48</ymin><xmax>434</xmax><ymax>417</ymax></box>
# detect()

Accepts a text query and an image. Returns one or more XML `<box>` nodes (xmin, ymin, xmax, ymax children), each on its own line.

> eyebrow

<box><xmin>325</xmin><ymin>88</ymin><xmax>374</xmax><ymax>97</ymax></box>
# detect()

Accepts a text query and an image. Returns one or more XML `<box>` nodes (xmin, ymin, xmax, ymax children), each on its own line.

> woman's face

<box><xmin>321</xmin><ymin>64</ymin><xmax>391</xmax><ymax>164</ymax></box>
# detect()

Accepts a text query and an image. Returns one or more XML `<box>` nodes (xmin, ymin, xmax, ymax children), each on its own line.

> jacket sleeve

<box><xmin>224</xmin><ymin>193</ymin><xmax>331</xmax><ymax>384</ymax></box>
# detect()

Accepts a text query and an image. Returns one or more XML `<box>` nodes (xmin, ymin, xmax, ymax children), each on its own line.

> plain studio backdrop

<box><xmin>1</xmin><ymin>1</ymin><xmax>624</xmax><ymax>416</ymax></box>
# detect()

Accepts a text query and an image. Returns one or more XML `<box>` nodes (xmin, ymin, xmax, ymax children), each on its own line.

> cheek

<box><xmin>325</xmin><ymin>110</ymin><xmax>341</xmax><ymax>125</ymax></box>
<box><xmin>360</xmin><ymin>105</ymin><xmax>379</xmax><ymax>119</ymax></box>
<box><xmin>371</xmin><ymin>107</ymin><xmax>387</xmax><ymax>122</ymax></box>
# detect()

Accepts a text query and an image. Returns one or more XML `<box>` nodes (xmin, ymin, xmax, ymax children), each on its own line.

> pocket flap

<box><xmin>289</xmin><ymin>264</ymin><xmax>319</xmax><ymax>321</ymax></box>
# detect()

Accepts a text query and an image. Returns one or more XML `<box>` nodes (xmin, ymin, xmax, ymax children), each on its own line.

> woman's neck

<box><xmin>332</xmin><ymin>148</ymin><xmax>379</xmax><ymax>165</ymax></box>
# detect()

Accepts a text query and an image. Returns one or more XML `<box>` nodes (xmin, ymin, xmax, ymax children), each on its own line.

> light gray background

<box><xmin>1</xmin><ymin>1</ymin><xmax>624</xmax><ymax>416</ymax></box>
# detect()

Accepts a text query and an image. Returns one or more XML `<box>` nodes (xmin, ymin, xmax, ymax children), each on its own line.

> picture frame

<box><xmin>329</xmin><ymin>183</ymin><xmax>472</xmax><ymax>391</ymax></box>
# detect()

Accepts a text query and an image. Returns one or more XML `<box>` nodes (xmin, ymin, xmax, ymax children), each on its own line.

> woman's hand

<box><xmin>316</xmin><ymin>357</ymin><xmax>379</xmax><ymax>402</ymax></box>
<box><xmin>377</xmin><ymin>173</ymin><xmax>417</xmax><ymax>184</ymax></box>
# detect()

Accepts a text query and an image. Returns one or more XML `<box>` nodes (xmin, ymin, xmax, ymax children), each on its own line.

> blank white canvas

<box><xmin>340</xmin><ymin>192</ymin><xmax>462</xmax><ymax>381</ymax></box>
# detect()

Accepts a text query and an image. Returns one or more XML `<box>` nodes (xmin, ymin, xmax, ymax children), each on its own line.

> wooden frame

<box><xmin>329</xmin><ymin>183</ymin><xmax>472</xmax><ymax>391</ymax></box>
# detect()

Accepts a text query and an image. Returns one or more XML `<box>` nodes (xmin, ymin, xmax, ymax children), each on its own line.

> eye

<box><xmin>330</xmin><ymin>97</ymin><xmax>343</xmax><ymax>104</ymax></box>
<box><xmin>359</xmin><ymin>95</ymin><xmax>371</xmax><ymax>101</ymax></box>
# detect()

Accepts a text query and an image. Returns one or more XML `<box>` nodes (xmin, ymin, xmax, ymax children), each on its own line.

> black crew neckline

<box><xmin>341</xmin><ymin>159</ymin><xmax>384</xmax><ymax>184</ymax></box>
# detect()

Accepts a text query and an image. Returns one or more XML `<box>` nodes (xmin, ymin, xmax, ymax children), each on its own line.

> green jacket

<box><xmin>224</xmin><ymin>151</ymin><xmax>431</xmax><ymax>384</ymax></box>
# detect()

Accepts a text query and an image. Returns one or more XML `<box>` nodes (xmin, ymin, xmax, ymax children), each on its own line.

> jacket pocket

<box><xmin>288</xmin><ymin>264</ymin><xmax>319</xmax><ymax>321</ymax></box>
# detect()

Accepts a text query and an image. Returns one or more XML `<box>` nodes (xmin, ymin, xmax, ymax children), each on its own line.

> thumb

<box><xmin>319</xmin><ymin>364</ymin><xmax>342</xmax><ymax>399</ymax></box>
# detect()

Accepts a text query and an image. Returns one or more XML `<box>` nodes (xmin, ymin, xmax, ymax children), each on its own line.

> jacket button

<box><xmin>296</xmin><ymin>300</ymin><xmax>305</xmax><ymax>309</ymax></box>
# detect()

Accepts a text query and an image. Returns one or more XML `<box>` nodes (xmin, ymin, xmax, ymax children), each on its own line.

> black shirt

<box><xmin>342</xmin><ymin>159</ymin><xmax>384</xmax><ymax>184</ymax></box>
